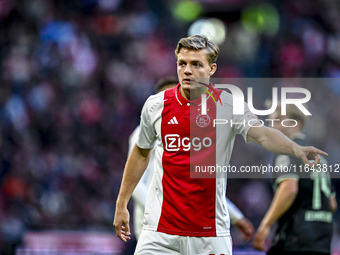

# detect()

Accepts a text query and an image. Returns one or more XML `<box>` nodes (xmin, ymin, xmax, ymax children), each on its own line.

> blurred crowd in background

<box><xmin>1</xmin><ymin>0</ymin><xmax>340</xmax><ymax>254</ymax></box>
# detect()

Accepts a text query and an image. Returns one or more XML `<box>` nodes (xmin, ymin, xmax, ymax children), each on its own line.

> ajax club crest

<box><xmin>196</xmin><ymin>114</ymin><xmax>210</xmax><ymax>128</ymax></box>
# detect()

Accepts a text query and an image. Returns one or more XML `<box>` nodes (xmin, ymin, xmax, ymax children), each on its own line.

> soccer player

<box><xmin>131</xmin><ymin>78</ymin><xmax>254</xmax><ymax>242</ymax></box>
<box><xmin>253</xmin><ymin>104</ymin><xmax>337</xmax><ymax>255</ymax></box>
<box><xmin>114</xmin><ymin>35</ymin><xmax>327</xmax><ymax>255</ymax></box>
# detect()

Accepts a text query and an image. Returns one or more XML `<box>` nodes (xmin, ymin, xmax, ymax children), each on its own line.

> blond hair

<box><xmin>175</xmin><ymin>35</ymin><xmax>220</xmax><ymax>65</ymax></box>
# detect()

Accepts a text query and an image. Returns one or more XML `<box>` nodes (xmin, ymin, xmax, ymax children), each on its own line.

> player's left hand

<box><xmin>295</xmin><ymin>146</ymin><xmax>328</xmax><ymax>167</ymax></box>
<box><xmin>235</xmin><ymin>218</ymin><xmax>254</xmax><ymax>241</ymax></box>
<box><xmin>113</xmin><ymin>206</ymin><xmax>131</xmax><ymax>242</ymax></box>
<box><xmin>253</xmin><ymin>224</ymin><xmax>270</xmax><ymax>251</ymax></box>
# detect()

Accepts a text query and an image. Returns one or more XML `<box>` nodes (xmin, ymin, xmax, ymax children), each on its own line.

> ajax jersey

<box><xmin>137</xmin><ymin>84</ymin><xmax>259</xmax><ymax>237</ymax></box>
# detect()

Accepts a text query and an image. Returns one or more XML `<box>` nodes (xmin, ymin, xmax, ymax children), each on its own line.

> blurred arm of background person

<box><xmin>227</xmin><ymin>198</ymin><xmax>254</xmax><ymax>241</ymax></box>
<box><xmin>253</xmin><ymin>179</ymin><xmax>298</xmax><ymax>250</ymax></box>
<box><xmin>330</xmin><ymin>186</ymin><xmax>337</xmax><ymax>213</ymax></box>
<box><xmin>253</xmin><ymin>105</ymin><xmax>305</xmax><ymax>251</ymax></box>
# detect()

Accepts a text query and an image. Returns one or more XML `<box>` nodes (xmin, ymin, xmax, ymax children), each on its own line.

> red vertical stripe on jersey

<box><xmin>157</xmin><ymin>86</ymin><xmax>217</xmax><ymax>236</ymax></box>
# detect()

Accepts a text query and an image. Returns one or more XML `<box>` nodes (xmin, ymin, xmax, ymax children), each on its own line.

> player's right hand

<box><xmin>295</xmin><ymin>146</ymin><xmax>328</xmax><ymax>167</ymax></box>
<box><xmin>113</xmin><ymin>207</ymin><xmax>131</xmax><ymax>242</ymax></box>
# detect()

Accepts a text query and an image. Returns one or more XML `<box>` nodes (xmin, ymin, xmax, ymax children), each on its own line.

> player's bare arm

<box><xmin>247</xmin><ymin>125</ymin><xmax>328</xmax><ymax>166</ymax></box>
<box><xmin>330</xmin><ymin>196</ymin><xmax>337</xmax><ymax>213</ymax></box>
<box><xmin>253</xmin><ymin>179</ymin><xmax>298</xmax><ymax>250</ymax></box>
<box><xmin>113</xmin><ymin>144</ymin><xmax>152</xmax><ymax>242</ymax></box>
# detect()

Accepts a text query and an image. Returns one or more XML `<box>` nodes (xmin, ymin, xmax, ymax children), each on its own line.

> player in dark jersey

<box><xmin>253</xmin><ymin>104</ymin><xmax>337</xmax><ymax>255</ymax></box>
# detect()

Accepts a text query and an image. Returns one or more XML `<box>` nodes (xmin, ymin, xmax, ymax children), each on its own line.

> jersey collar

<box><xmin>175</xmin><ymin>82</ymin><xmax>217</xmax><ymax>106</ymax></box>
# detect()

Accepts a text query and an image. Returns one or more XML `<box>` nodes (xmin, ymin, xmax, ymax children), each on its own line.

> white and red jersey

<box><xmin>137</xmin><ymin>84</ymin><xmax>258</xmax><ymax>237</ymax></box>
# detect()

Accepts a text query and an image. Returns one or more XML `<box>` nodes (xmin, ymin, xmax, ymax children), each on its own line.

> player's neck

<box><xmin>179</xmin><ymin>85</ymin><xmax>203</xmax><ymax>101</ymax></box>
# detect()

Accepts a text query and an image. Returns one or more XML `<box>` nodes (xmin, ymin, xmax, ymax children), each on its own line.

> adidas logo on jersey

<box><xmin>168</xmin><ymin>116</ymin><xmax>178</xmax><ymax>124</ymax></box>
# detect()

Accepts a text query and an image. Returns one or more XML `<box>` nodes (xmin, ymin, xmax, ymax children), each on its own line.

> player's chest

<box><xmin>157</xmin><ymin>100</ymin><xmax>217</xmax><ymax>151</ymax></box>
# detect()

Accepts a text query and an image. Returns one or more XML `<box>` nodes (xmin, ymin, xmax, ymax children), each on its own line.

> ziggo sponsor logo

<box><xmin>165</xmin><ymin>134</ymin><xmax>212</xmax><ymax>151</ymax></box>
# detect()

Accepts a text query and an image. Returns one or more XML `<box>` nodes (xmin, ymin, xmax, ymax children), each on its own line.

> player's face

<box><xmin>177</xmin><ymin>48</ymin><xmax>216</xmax><ymax>99</ymax></box>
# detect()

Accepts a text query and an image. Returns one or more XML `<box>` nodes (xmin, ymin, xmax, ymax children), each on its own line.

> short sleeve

<box><xmin>273</xmin><ymin>155</ymin><xmax>300</xmax><ymax>190</ymax></box>
<box><xmin>232</xmin><ymin>102</ymin><xmax>261</xmax><ymax>143</ymax></box>
<box><xmin>137</xmin><ymin>97</ymin><xmax>157</xmax><ymax>149</ymax></box>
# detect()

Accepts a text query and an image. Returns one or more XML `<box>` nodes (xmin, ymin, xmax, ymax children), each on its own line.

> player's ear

<box><xmin>209</xmin><ymin>63</ymin><xmax>217</xmax><ymax>76</ymax></box>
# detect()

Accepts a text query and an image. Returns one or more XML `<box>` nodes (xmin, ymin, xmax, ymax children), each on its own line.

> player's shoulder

<box><xmin>143</xmin><ymin>88</ymin><xmax>175</xmax><ymax>114</ymax></box>
<box><xmin>145</xmin><ymin>91</ymin><xmax>162</xmax><ymax>104</ymax></box>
